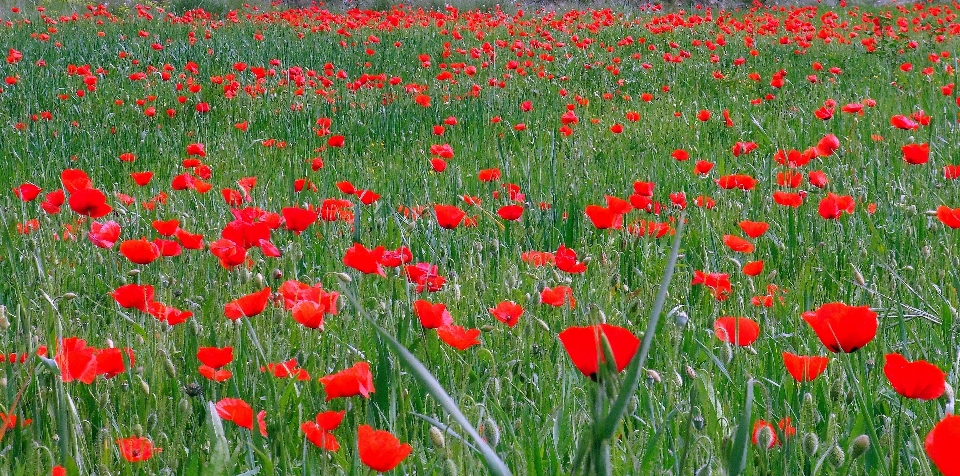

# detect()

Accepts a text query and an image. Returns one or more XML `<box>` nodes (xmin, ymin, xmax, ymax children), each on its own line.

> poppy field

<box><xmin>2</xmin><ymin>0</ymin><xmax>960</xmax><ymax>474</ymax></box>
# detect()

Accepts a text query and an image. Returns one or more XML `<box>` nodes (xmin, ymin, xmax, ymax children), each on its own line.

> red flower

<box><xmin>119</xmin><ymin>238</ymin><xmax>161</xmax><ymax>265</ymax></box>
<box><xmin>94</xmin><ymin>347</ymin><xmax>134</xmax><ymax>379</ymax></box>
<box><xmin>54</xmin><ymin>337</ymin><xmax>97</xmax><ymax>384</ymax></box>
<box><xmin>713</xmin><ymin>317</ymin><xmax>760</xmax><ymax>346</ymax></box>
<box><xmin>902</xmin><ymin>143</ymin><xmax>930</xmax><ymax>164</ymax></box>
<box><xmin>801</xmin><ymin>302</ymin><xmax>877</xmax><ymax>353</ymax></box>
<box><xmin>291</xmin><ymin>300</ymin><xmax>331</xmax><ymax>330</ymax></box>
<box><xmin>773</xmin><ymin>191</ymin><xmax>804</xmax><ymax>207</ymax></box>
<box><xmin>497</xmin><ymin>204</ymin><xmax>524</xmax><ymax>221</ymax></box>
<box><xmin>151</xmin><ymin>219</ymin><xmax>180</xmax><ymax>236</ymax></box>
<box><xmin>585</xmin><ymin>205</ymin><xmax>623</xmax><ymax>229</ymax></box>
<box><xmin>13</xmin><ymin>183</ymin><xmax>41</xmax><ymax>201</ymax></box>
<box><xmin>302</xmin><ymin>421</ymin><xmax>340</xmax><ymax>451</ymax></box>
<box><xmin>433</xmin><ymin>204</ymin><xmax>466</xmax><ymax>229</ymax></box>
<box><xmin>489</xmin><ymin>301</ymin><xmax>523</xmax><ymax>327</ymax></box>
<box><xmin>197</xmin><ymin>347</ymin><xmax>233</xmax><ymax>369</ymax></box>
<box><xmin>342</xmin><ymin>243</ymin><xmax>386</xmax><ymax>276</ymax></box>
<box><xmin>436</xmin><ymin>325</ymin><xmax>481</xmax><ymax>350</ymax></box>
<box><xmin>692</xmin><ymin>271</ymin><xmax>732</xmax><ymax>301</ymax></box>
<box><xmin>559</xmin><ymin>324</ymin><xmax>640</xmax><ymax>377</ymax></box>
<box><xmin>282</xmin><ymin>206</ymin><xmax>318</xmax><ymax>235</ymax></box>
<box><xmin>722</xmin><ymin>235</ymin><xmax>754</xmax><ymax>253</ymax></box>
<box><xmin>357</xmin><ymin>425</ymin><xmax>412</xmax><ymax>472</ymax></box>
<box><xmin>818</xmin><ymin>193</ymin><xmax>855</xmax><ymax>219</ymax></box>
<box><xmin>413</xmin><ymin>300</ymin><xmax>453</xmax><ymax>329</ymax></box>
<box><xmin>319</xmin><ymin>362</ymin><xmax>375</xmax><ymax>401</ymax></box>
<box><xmin>68</xmin><ymin>188</ymin><xmax>112</xmax><ymax>218</ymax></box>
<box><xmin>186</xmin><ymin>143</ymin><xmax>206</xmax><ymax>156</ymax></box>
<box><xmin>380</xmin><ymin>246</ymin><xmax>413</xmax><ymax>267</ymax></box>
<box><xmin>116</xmin><ymin>436</ymin><xmax>159</xmax><ymax>462</ymax></box>
<box><xmin>890</xmin><ymin>115</ymin><xmax>919</xmax><ymax>130</ymax></box>
<box><xmin>815</xmin><ymin>134</ymin><xmax>840</xmax><ymax>156</ymax></box>
<box><xmin>742</xmin><ymin>260</ymin><xmax>764</xmax><ymax>276</ymax></box>
<box><xmin>937</xmin><ymin>206</ymin><xmax>960</xmax><ymax>228</ymax></box>
<box><xmin>110</xmin><ymin>284</ymin><xmax>155</xmax><ymax>312</ymax></box>
<box><xmin>782</xmin><ymin>352</ymin><xmax>829</xmax><ymax>382</ymax></box>
<box><xmin>199</xmin><ymin>365</ymin><xmax>232</xmax><ymax>382</ymax></box>
<box><xmin>61</xmin><ymin>169</ymin><xmax>92</xmax><ymax>194</ymax></box>
<box><xmin>716</xmin><ymin>174</ymin><xmax>757</xmax><ymax>190</ymax></box>
<box><xmin>555</xmin><ymin>245</ymin><xmax>587</xmax><ymax>274</ymax></box>
<box><xmin>738</xmin><ymin>220</ymin><xmax>769</xmax><ymax>238</ymax></box>
<box><xmin>541</xmin><ymin>286</ymin><xmax>576</xmax><ymax>308</ymax></box>
<box><xmin>223</xmin><ymin>287</ymin><xmax>271</xmax><ymax>320</ymax></box>
<box><xmin>926</xmin><ymin>415</ymin><xmax>960</xmax><ymax>476</ymax></box>
<box><xmin>215</xmin><ymin>397</ymin><xmax>253</xmax><ymax>429</ymax></box>
<box><xmin>883</xmin><ymin>353</ymin><xmax>946</xmax><ymax>400</ymax></box>
<box><xmin>145</xmin><ymin>301</ymin><xmax>193</xmax><ymax>326</ymax></box>
<box><xmin>478</xmin><ymin>168</ymin><xmax>501</xmax><ymax>182</ymax></box>
<box><xmin>752</xmin><ymin>420</ymin><xmax>779</xmax><ymax>448</ymax></box>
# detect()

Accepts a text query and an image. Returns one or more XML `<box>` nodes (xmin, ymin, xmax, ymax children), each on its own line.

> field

<box><xmin>1</xmin><ymin>1</ymin><xmax>960</xmax><ymax>474</ymax></box>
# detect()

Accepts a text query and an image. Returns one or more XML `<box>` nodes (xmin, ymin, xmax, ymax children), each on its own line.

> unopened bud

<box><xmin>333</xmin><ymin>272</ymin><xmax>352</xmax><ymax>283</ymax></box>
<box><xmin>61</xmin><ymin>292</ymin><xmax>78</xmax><ymax>300</ymax></box>
<box><xmin>429</xmin><ymin>426</ymin><xmax>446</xmax><ymax>450</ymax></box>
<box><xmin>0</xmin><ymin>305</ymin><xmax>9</xmax><ymax>330</ymax></box>
<box><xmin>755</xmin><ymin>425</ymin><xmax>774</xmax><ymax>450</ymax></box>
<box><xmin>849</xmin><ymin>434</ymin><xmax>869</xmax><ymax>460</ymax></box>
<box><xmin>645</xmin><ymin>369</ymin><xmax>662</xmax><ymax>384</ymax></box>
<box><xmin>132</xmin><ymin>423</ymin><xmax>144</xmax><ymax>437</ymax></box>
<box><xmin>802</xmin><ymin>432</ymin><xmax>819</xmax><ymax>457</ymax></box>
<box><xmin>943</xmin><ymin>383</ymin><xmax>955</xmax><ymax>415</ymax></box>
<box><xmin>828</xmin><ymin>445</ymin><xmax>845</xmax><ymax>468</ymax></box>
<box><xmin>272</xmin><ymin>268</ymin><xmax>283</xmax><ymax>280</ymax></box>
<box><xmin>138</xmin><ymin>377</ymin><xmax>150</xmax><ymax>395</ymax></box>
<box><xmin>852</xmin><ymin>266</ymin><xmax>865</xmax><ymax>286</ymax></box>
<box><xmin>685</xmin><ymin>365</ymin><xmax>697</xmax><ymax>380</ymax></box>
<box><xmin>480</xmin><ymin>417</ymin><xmax>500</xmax><ymax>448</ymax></box>
<box><xmin>442</xmin><ymin>458</ymin><xmax>458</xmax><ymax>476</ymax></box>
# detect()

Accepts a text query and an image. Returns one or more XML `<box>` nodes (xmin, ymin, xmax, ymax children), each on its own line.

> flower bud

<box><xmin>828</xmin><ymin>445</ymin><xmax>845</xmax><ymax>468</ymax></box>
<box><xmin>755</xmin><ymin>425</ymin><xmax>774</xmax><ymax>450</ymax></box>
<box><xmin>849</xmin><ymin>434</ymin><xmax>869</xmax><ymax>460</ymax></box>
<box><xmin>443</xmin><ymin>458</ymin><xmax>458</xmax><ymax>476</ymax></box>
<box><xmin>802</xmin><ymin>432</ymin><xmax>819</xmax><ymax>457</ymax></box>
<box><xmin>480</xmin><ymin>417</ymin><xmax>500</xmax><ymax>448</ymax></box>
<box><xmin>645</xmin><ymin>369</ymin><xmax>662</xmax><ymax>385</ymax></box>
<box><xmin>429</xmin><ymin>426</ymin><xmax>446</xmax><ymax>450</ymax></box>
<box><xmin>61</xmin><ymin>292</ymin><xmax>78</xmax><ymax>300</ymax></box>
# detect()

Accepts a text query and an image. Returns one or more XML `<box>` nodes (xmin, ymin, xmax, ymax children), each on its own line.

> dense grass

<box><xmin>0</xmin><ymin>1</ymin><xmax>959</xmax><ymax>475</ymax></box>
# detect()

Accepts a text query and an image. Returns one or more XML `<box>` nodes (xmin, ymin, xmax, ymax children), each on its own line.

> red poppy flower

<box><xmin>342</xmin><ymin>243</ymin><xmax>386</xmax><ymax>277</ymax></box>
<box><xmin>890</xmin><ymin>115</ymin><xmax>919</xmax><ymax>130</ymax></box>
<box><xmin>436</xmin><ymin>325</ymin><xmax>481</xmax><ymax>350</ymax></box>
<box><xmin>413</xmin><ymin>300</ymin><xmax>453</xmax><ymax>329</ymax></box>
<box><xmin>541</xmin><ymin>286</ymin><xmax>576</xmax><ymax>308</ymax></box>
<box><xmin>723</xmin><ymin>235</ymin><xmax>755</xmax><ymax>253</ymax></box>
<box><xmin>713</xmin><ymin>317</ymin><xmax>760</xmax><ymax>346</ymax></box>
<box><xmin>197</xmin><ymin>347</ymin><xmax>233</xmax><ymax>369</ymax></box>
<box><xmin>282</xmin><ymin>207</ymin><xmax>318</xmax><ymax>235</ymax></box>
<box><xmin>559</xmin><ymin>324</ymin><xmax>640</xmax><ymax>377</ymax></box>
<box><xmin>430</xmin><ymin>158</ymin><xmax>447</xmax><ymax>172</ymax></box>
<box><xmin>224</xmin><ymin>287</ymin><xmax>271</xmax><ymax>320</ymax></box>
<box><xmin>68</xmin><ymin>188</ymin><xmax>112</xmax><ymax>218</ymax></box>
<box><xmin>752</xmin><ymin>420</ymin><xmax>779</xmax><ymax>448</ymax></box>
<box><xmin>13</xmin><ymin>183</ymin><xmax>41</xmax><ymax>201</ymax></box>
<box><xmin>692</xmin><ymin>271</ymin><xmax>732</xmax><ymax>301</ymax></box>
<box><xmin>802</xmin><ymin>302</ymin><xmax>877</xmax><ymax>353</ymax></box>
<box><xmin>433</xmin><ymin>205</ymin><xmax>466</xmax><ymax>229</ymax></box>
<box><xmin>119</xmin><ymin>238</ymin><xmax>161</xmax><ymax>265</ymax></box>
<box><xmin>478</xmin><ymin>168</ymin><xmax>501</xmax><ymax>182</ymax></box>
<box><xmin>151</xmin><ymin>219</ymin><xmax>179</xmax><ymax>236</ymax></box>
<box><xmin>774</xmin><ymin>148</ymin><xmax>816</xmax><ymax>168</ymax></box>
<box><xmin>405</xmin><ymin>263</ymin><xmax>446</xmax><ymax>293</ymax></box>
<box><xmin>815</xmin><ymin>134</ymin><xmax>840</xmax><ymax>156</ymax></box>
<box><xmin>262</xmin><ymin>358</ymin><xmax>311</xmax><ymax>380</ymax></box>
<box><xmin>818</xmin><ymin>193</ymin><xmax>855</xmax><ymax>219</ymax></box>
<box><xmin>694</xmin><ymin>160</ymin><xmax>714</xmax><ymax>175</ymax></box>
<box><xmin>926</xmin><ymin>415</ymin><xmax>960</xmax><ymax>476</ymax></box>
<box><xmin>356</xmin><ymin>190</ymin><xmax>380</xmax><ymax>205</ymax></box>
<box><xmin>54</xmin><ymin>337</ymin><xmax>97</xmax><ymax>384</ymax></box>
<box><xmin>489</xmin><ymin>301</ymin><xmax>523</xmax><ymax>327</ymax></box>
<box><xmin>319</xmin><ymin>362</ymin><xmax>375</xmax><ymax>401</ymax></box>
<box><xmin>186</xmin><ymin>143</ymin><xmax>206</xmax><ymax>156</ymax></box>
<box><xmin>380</xmin><ymin>246</ymin><xmax>413</xmax><ymax>267</ymax></box>
<box><xmin>555</xmin><ymin>245</ymin><xmax>587</xmax><ymax>274</ymax></box>
<box><xmin>716</xmin><ymin>174</ymin><xmax>757</xmax><ymax>190</ymax></box>
<box><xmin>937</xmin><ymin>206</ymin><xmax>960</xmax><ymax>228</ymax></box>
<box><xmin>497</xmin><ymin>204</ymin><xmax>524</xmax><ymax>221</ymax></box>
<box><xmin>116</xmin><ymin>436</ymin><xmax>159</xmax><ymax>462</ymax></box>
<box><xmin>357</xmin><ymin>425</ymin><xmax>412</xmax><ymax>472</ymax></box>
<box><xmin>289</xmin><ymin>300</ymin><xmax>325</xmax><ymax>330</ymax></box>
<box><xmin>41</xmin><ymin>189</ymin><xmax>66</xmax><ymax>214</ymax></box>
<box><xmin>146</xmin><ymin>301</ymin><xmax>193</xmax><ymax>326</ymax></box>
<box><xmin>902</xmin><ymin>143</ymin><xmax>930</xmax><ymax>164</ymax></box>
<box><xmin>315</xmin><ymin>410</ymin><xmax>345</xmax><ymax>431</ymax></box>
<box><xmin>738</xmin><ymin>220</ymin><xmax>769</xmax><ymax>238</ymax></box>
<box><xmin>215</xmin><ymin>397</ymin><xmax>253</xmax><ymax>429</ymax></box>
<box><xmin>199</xmin><ymin>365</ymin><xmax>232</xmax><ymax>382</ymax></box>
<box><xmin>585</xmin><ymin>205</ymin><xmax>623</xmax><ymax>229</ymax></box>
<box><xmin>883</xmin><ymin>353</ymin><xmax>946</xmax><ymax>400</ymax></box>
<box><xmin>742</xmin><ymin>260</ymin><xmax>764</xmax><ymax>276</ymax></box>
<box><xmin>302</xmin><ymin>421</ymin><xmax>340</xmax><ymax>451</ymax></box>
<box><xmin>153</xmin><ymin>239</ymin><xmax>181</xmax><ymax>257</ymax></box>
<box><xmin>61</xmin><ymin>169</ymin><xmax>92</xmax><ymax>194</ymax></box>
<box><xmin>671</xmin><ymin>149</ymin><xmax>690</xmax><ymax>161</ymax></box>
<box><xmin>782</xmin><ymin>352</ymin><xmax>829</xmax><ymax>382</ymax></box>
<box><xmin>110</xmin><ymin>284</ymin><xmax>155</xmax><ymax>312</ymax></box>
<box><xmin>945</xmin><ymin>165</ymin><xmax>960</xmax><ymax>180</ymax></box>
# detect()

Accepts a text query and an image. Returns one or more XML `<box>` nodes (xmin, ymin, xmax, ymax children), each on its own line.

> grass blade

<box><xmin>340</xmin><ymin>283</ymin><xmax>512</xmax><ymax>476</ymax></box>
<box><xmin>727</xmin><ymin>379</ymin><xmax>755</xmax><ymax>476</ymax></box>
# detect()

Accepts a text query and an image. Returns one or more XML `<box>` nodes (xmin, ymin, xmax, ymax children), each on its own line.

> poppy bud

<box><xmin>645</xmin><ymin>369</ymin><xmax>662</xmax><ymax>385</ymax></box>
<box><xmin>943</xmin><ymin>383</ymin><xmax>955</xmax><ymax>415</ymax></box>
<box><xmin>802</xmin><ymin>432</ymin><xmax>819</xmax><ymax>457</ymax></box>
<box><xmin>693</xmin><ymin>414</ymin><xmax>705</xmax><ymax>431</ymax></box>
<box><xmin>128</xmin><ymin>269</ymin><xmax>140</xmax><ymax>276</ymax></box>
<box><xmin>755</xmin><ymin>425</ymin><xmax>774</xmax><ymax>450</ymax></box>
<box><xmin>829</xmin><ymin>378</ymin><xmax>845</xmax><ymax>401</ymax></box>
<box><xmin>848</xmin><ymin>434</ymin><xmax>869</xmax><ymax>460</ymax></box>
<box><xmin>332</xmin><ymin>272</ymin><xmax>352</xmax><ymax>283</ymax></box>
<box><xmin>255</xmin><ymin>273</ymin><xmax>264</xmax><ymax>286</ymax></box>
<box><xmin>132</xmin><ymin>423</ymin><xmax>144</xmax><ymax>437</ymax></box>
<box><xmin>185</xmin><ymin>382</ymin><xmax>202</xmax><ymax>397</ymax></box>
<box><xmin>480</xmin><ymin>417</ymin><xmax>500</xmax><ymax>448</ymax></box>
<box><xmin>685</xmin><ymin>365</ymin><xmax>697</xmax><ymax>380</ymax></box>
<box><xmin>61</xmin><ymin>292</ymin><xmax>77</xmax><ymax>300</ymax></box>
<box><xmin>138</xmin><ymin>377</ymin><xmax>150</xmax><ymax>395</ymax></box>
<box><xmin>160</xmin><ymin>351</ymin><xmax>176</xmax><ymax>378</ymax></box>
<box><xmin>852</xmin><ymin>266</ymin><xmax>866</xmax><ymax>286</ymax></box>
<box><xmin>178</xmin><ymin>398</ymin><xmax>191</xmax><ymax>414</ymax></box>
<box><xmin>0</xmin><ymin>305</ymin><xmax>8</xmax><ymax>330</ymax></box>
<box><xmin>272</xmin><ymin>268</ymin><xmax>283</xmax><ymax>280</ymax></box>
<box><xmin>0</xmin><ymin>377</ymin><xmax>5</xmax><ymax>388</ymax></box>
<box><xmin>480</xmin><ymin>325</ymin><xmax>495</xmax><ymax>332</ymax></box>
<box><xmin>828</xmin><ymin>445</ymin><xmax>845</xmax><ymax>468</ymax></box>
<box><xmin>146</xmin><ymin>413</ymin><xmax>157</xmax><ymax>432</ymax></box>
<box><xmin>443</xmin><ymin>459</ymin><xmax>458</xmax><ymax>476</ymax></box>
<box><xmin>429</xmin><ymin>426</ymin><xmax>446</xmax><ymax>450</ymax></box>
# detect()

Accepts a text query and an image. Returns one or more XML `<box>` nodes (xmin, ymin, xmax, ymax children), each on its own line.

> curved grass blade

<box><xmin>728</xmin><ymin>379</ymin><xmax>755</xmax><ymax>476</ymax></box>
<box><xmin>596</xmin><ymin>213</ymin><xmax>686</xmax><ymax>440</ymax></box>
<box><xmin>339</xmin><ymin>284</ymin><xmax>512</xmax><ymax>476</ymax></box>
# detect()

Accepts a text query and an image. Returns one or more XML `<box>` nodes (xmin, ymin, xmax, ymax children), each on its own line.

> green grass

<box><xmin>0</xmin><ymin>1</ymin><xmax>958</xmax><ymax>475</ymax></box>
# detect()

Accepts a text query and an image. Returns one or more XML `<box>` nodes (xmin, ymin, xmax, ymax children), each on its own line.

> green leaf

<box><xmin>727</xmin><ymin>379</ymin><xmax>755</xmax><ymax>476</ymax></box>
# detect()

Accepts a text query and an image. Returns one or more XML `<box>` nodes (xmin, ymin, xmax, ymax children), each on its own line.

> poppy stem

<box><xmin>891</xmin><ymin>395</ymin><xmax>904</xmax><ymax>475</ymax></box>
<box><xmin>840</xmin><ymin>353</ymin><xmax>889</xmax><ymax>476</ymax></box>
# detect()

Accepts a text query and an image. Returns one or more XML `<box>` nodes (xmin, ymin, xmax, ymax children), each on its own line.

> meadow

<box><xmin>1</xmin><ymin>1</ymin><xmax>959</xmax><ymax>474</ymax></box>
